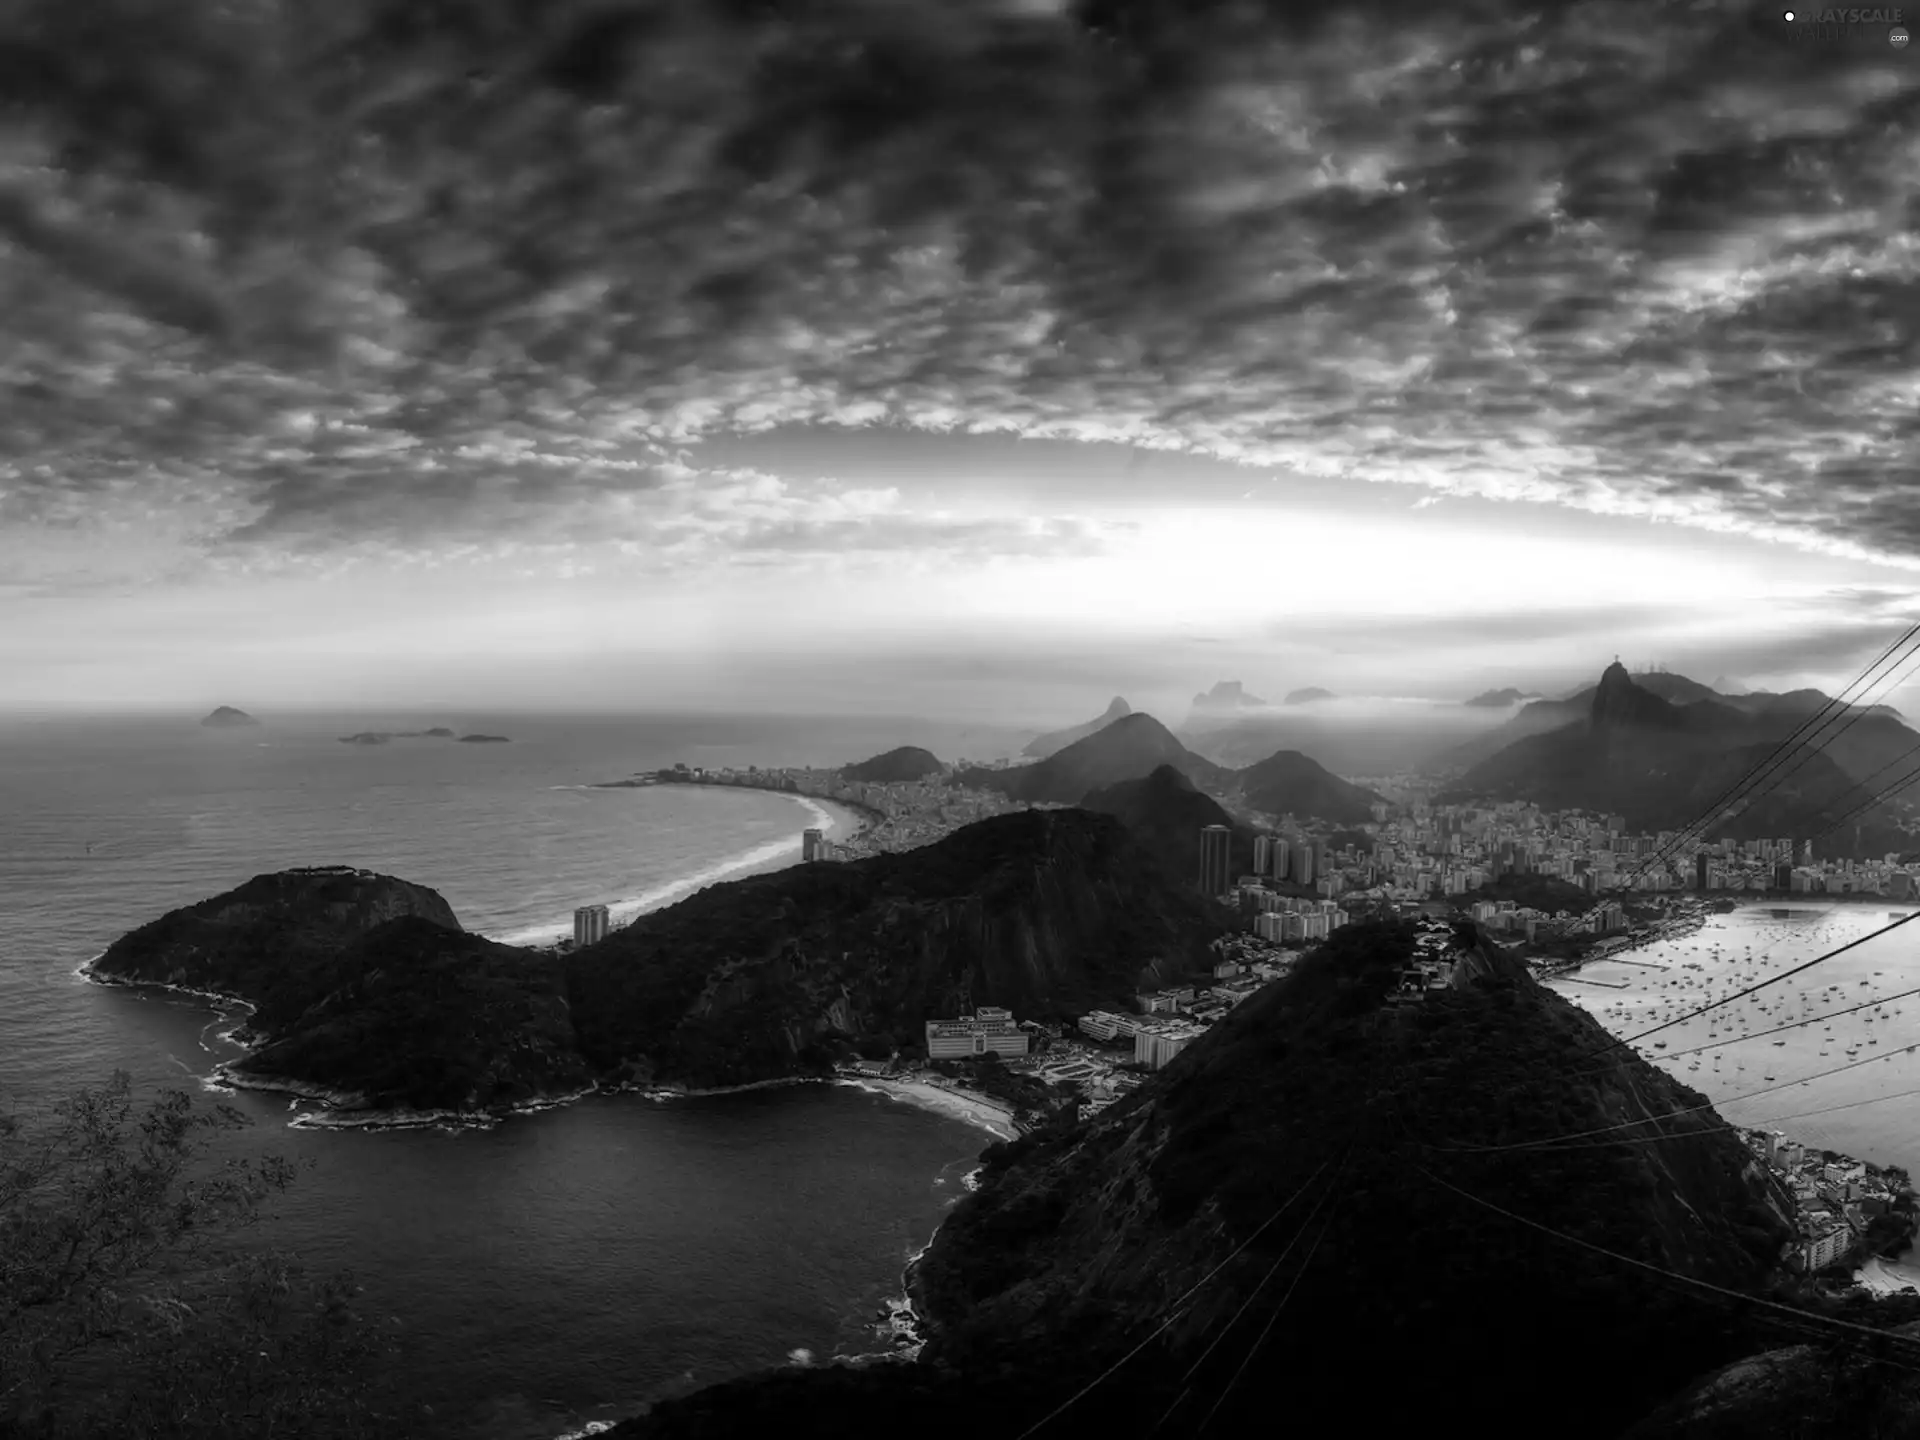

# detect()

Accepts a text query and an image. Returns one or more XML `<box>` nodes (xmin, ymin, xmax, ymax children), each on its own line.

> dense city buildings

<box><xmin>572</xmin><ymin>903</ymin><xmax>610</xmax><ymax>948</ymax></box>
<box><xmin>642</xmin><ymin>763</ymin><xmax>1062</xmax><ymax>860</ymax></box>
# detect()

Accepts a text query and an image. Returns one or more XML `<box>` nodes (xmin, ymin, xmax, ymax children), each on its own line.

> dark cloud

<box><xmin>0</xmin><ymin>0</ymin><xmax>1916</xmax><ymax>560</ymax></box>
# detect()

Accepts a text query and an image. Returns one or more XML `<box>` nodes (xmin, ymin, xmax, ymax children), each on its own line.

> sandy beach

<box><xmin>837</xmin><ymin>1073</ymin><xmax>1021</xmax><ymax>1141</ymax></box>
<box><xmin>1856</xmin><ymin>1254</ymin><xmax>1920</xmax><ymax>1297</ymax></box>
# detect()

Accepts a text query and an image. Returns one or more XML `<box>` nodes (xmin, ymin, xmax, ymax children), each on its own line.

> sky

<box><xmin>3</xmin><ymin>0</ymin><xmax>1919</xmax><ymax>726</ymax></box>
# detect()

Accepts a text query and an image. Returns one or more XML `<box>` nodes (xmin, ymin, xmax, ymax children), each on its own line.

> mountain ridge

<box><xmin>84</xmin><ymin>812</ymin><xmax>1225</xmax><ymax>1117</ymax></box>
<box><xmin>1021</xmin><ymin>697</ymin><xmax>1131</xmax><ymax>759</ymax></box>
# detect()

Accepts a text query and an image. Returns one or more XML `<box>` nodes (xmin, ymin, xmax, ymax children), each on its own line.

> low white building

<box><xmin>925</xmin><ymin>1007</ymin><xmax>1031</xmax><ymax>1059</ymax></box>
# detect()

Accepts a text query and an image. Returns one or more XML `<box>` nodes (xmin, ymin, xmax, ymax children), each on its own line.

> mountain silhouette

<box><xmin>956</xmin><ymin>712</ymin><xmax>1233</xmax><ymax>804</ymax></box>
<box><xmin>1081</xmin><ymin>763</ymin><xmax>1252</xmax><ymax>891</ymax></box>
<box><xmin>840</xmin><ymin>746</ymin><xmax>943</xmax><ymax>782</ymax></box>
<box><xmin>1447</xmin><ymin>668</ymin><xmax>1917</xmax><ymax>783</ymax></box>
<box><xmin>1235</xmin><ymin>749</ymin><xmax>1381</xmax><ymax>825</ymax></box>
<box><xmin>1441</xmin><ymin>665</ymin><xmax>1894</xmax><ymax>849</ymax></box>
<box><xmin>1021</xmin><ymin>697</ymin><xmax>1131</xmax><ymax>759</ymax></box>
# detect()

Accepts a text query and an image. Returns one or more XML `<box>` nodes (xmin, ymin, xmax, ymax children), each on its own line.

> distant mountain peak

<box><xmin>1192</xmin><ymin>680</ymin><xmax>1266</xmax><ymax>711</ymax></box>
<box><xmin>1464</xmin><ymin>687</ymin><xmax>1540</xmax><ymax>708</ymax></box>
<box><xmin>1283</xmin><ymin>687</ymin><xmax>1336</xmax><ymax>706</ymax></box>
<box><xmin>1589</xmin><ymin>662</ymin><xmax>1670</xmax><ymax>728</ymax></box>
<box><xmin>1022</xmin><ymin>696</ymin><xmax>1134</xmax><ymax>759</ymax></box>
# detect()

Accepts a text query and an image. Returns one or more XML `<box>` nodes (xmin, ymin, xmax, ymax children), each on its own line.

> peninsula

<box><xmin>83</xmin><ymin>812</ymin><xmax>1224</xmax><ymax>1123</ymax></box>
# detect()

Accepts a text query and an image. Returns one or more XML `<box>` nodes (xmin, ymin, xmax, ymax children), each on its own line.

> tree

<box><xmin>1</xmin><ymin>1071</ymin><xmax>394</xmax><ymax>1439</ymax></box>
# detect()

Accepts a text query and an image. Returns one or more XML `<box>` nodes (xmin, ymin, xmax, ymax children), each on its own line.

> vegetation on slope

<box><xmin>90</xmin><ymin>867</ymin><xmax>462</xmax><ymax>1031</ymax></box>
<box><xmin>839</xmin><ymin>746</ymin><xmax>944</xmax><ymax>783</ymax></box>
<box><xmin>231</xmin><ymin>918</ymin><xmax>593</xmax><ymax>1113</ymax></box>
<box><xmin>567</xmin><ymin>809</ymin><xmax>1224</xmax><ymax>1088</ymax></box>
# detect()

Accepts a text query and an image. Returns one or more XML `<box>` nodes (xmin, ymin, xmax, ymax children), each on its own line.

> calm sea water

<box><xmin>0</xmin><ymin>710</ymin><xmax>1031</xmax><ymax>1439</ymax></box>
<box><xmin>1549</xmin><ymin>902</ymin><xmax>1920</xmax><ymax>1279</ymax></box>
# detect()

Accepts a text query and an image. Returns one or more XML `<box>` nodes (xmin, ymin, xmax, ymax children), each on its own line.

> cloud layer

<box><xmin>0</xmin><ymin>0</ymin><xmax>1916</xmax><ymax>563</ymax></box>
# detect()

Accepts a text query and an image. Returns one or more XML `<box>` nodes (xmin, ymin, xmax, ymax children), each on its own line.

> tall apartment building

<box><xmin>802</xmin><ymin>827</ymin><xmax>824</xmax><ymax>862</ymax></box>
<box><xmin>1695</xmin><ymin>851</ymin><xmax>1710</xmax><ymax>890</ymax></box>
<box><xmin>1294</xmin><ymin>841</ymin><xmax>1316</xmax><ymax>888</ymax></box>
<box><xmin>1199</xmin><ymin>824</ymin><xmax>1232</xmax><ymax>897</ymax></box>
<box><xmin>1252</xmin><ymin>834</ymin><xmax>1273</xmax><ymax>875</ymax></box>
<box><xmin>1270</xmin><ymin>837</ymin><xmax>1290</xmax><ymax>880</ymax></box>
<box><xmin>573</xmin><ymin>904</ymin><xmax>611</xmax><ymax>948</ymax></box>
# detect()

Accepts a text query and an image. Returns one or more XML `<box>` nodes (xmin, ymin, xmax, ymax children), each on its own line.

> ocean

<box><xmin>1547</xmin><ymin>901</ymin><xmax>1920</xmax><ymax>1285</ymax></box>
<box><xmin>0</xmin><ymin>710</ymin><xmax>1033</xmax><ymax>1438</ymax></box>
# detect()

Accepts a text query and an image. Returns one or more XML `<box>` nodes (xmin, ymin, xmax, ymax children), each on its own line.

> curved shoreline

<box><xmin>80</xmin><ymin>957</ymin><xmax>1025</xmax><ymax>1143</ymax></box>
<box><xmin>490</xmin><ymin>788</ymin><xmax>873</xmax><ymax>948</ymax></box>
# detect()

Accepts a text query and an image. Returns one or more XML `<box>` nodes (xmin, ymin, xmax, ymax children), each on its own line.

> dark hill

<box><xmin>954</xmin><ymin>712</ymin><xmax>1233</xmax><ymax>804</ymax></box>
<box><xmin>1464</xmin><ymin>687</ymin><xmax>1539</xmax><ymax>707</ymax></box>
<box><xmin>1081</xmin><ymin>764</ymin><xmax>1254</xmax><ymax>892</ymax></box>
<box><xmin>89</xmin><ymin>866</ymin><xmax>462</xmax><ymax>1032</ymax></box>
<box><xmin>228</xmin><ymin>917</ymin><xmax>593</xmax><ymax>1113</ymax></box>
<box><xmin>567</xmin><ymin>809</ymin><xmax>1224</xmax><ymax>1088</ymax></box>
<box><xmin>840</xmin><ymin>745</ymin><xmax>943</xmax><ymax>783</ymax></box>
<box><xmin>1021</xmin><ymin>697</ymin><xmax>1130</xmax><ymax>759</ymax></box>
<box><xmin>1282</xmin><ymin>686</ymin><xmax>1335</xmax><ymax>705</ymax></box>
<box><xmin>90</xmin><ymin>813</ymin><xmax>1226</xmax><ymax>1120</ymax></box>
<box><xmin>1233</xmin><ymin>748</ymin><xmax>1381</xmax><ymax>824</ymax></box>
<box><xmin>1448</xmin><ymin>669</ymin><xmax>1918</xmax><ymax>774</ymax></box>
<box><xmin>1188</xmin><ymin>680</ymin><xmax>1265</xmax><ymax>714</ymax></box>
<box><xmin>615</xmin><ymin>920</ymin><xmax>1799</xmax><ymax>1440</ymax></box>
<box><xmin>199</xmin><ymin>705</ymin><xmax>260</xmax><ymax>727</ymax></box>
<box><xmin>1440</xmin><ymin>666</ymin><xmax>1889</xmax><ymax>848</ymax></box>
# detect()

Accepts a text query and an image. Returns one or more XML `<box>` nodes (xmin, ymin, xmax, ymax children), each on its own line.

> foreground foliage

<box><xmin>1</xmin><ymin>1072</ymin><xmax>391</xmax><ymax>1439</ymax></box>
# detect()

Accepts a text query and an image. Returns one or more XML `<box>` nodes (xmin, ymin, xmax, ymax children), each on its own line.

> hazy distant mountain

<box><xmin>1463</xmin><ymin>688</ymin><xmax>1541</xmax><ymax>708</ymax></box>
<box><xmin>955</xmin><ymin>712</ymin><xmax>1233</xmax><ymax>804</ymax></box>
<box><xmin>1184</xmin><ymin>706</ymin><xmax>1504</xmax><ymax>774</ymax></box>
<box><xmin>1440</xmin><ymin>664</ymin><xmax>1898</xmax><ymax>850</ymax></box>
<box><xmin>1446</xmin><ymin>668</ymin><xmax>1913</xmax><ymax>774</ymax></box>
<box><xmin>840</xmin><ymin>746</ymin><xmax>943</xmax><ymax>783</ymax></box>
<box><xmin>1282</xmin><ymin>687</ymin><xmax>1336</xmax><ymax>705</ymax></box>
<box><xmin>1234</xmin><ymin>750</ymin><xmax>1382</xmax><ymax>825</ymax></box>
<box><xmin>1189</xmin><ymin>680</ymin><xmax>1266</xmax><ymax>714</ymax></box>
<box><xmin>200</xmin><ymin>705</ymin><xmax>259</xmax><ymax>728</ymax></box>
<box><xmin>1021</xmin><ymin>697</ymin><xmax>1130</xmax><ymax>759</ymax></box>
<box><xmin>1709</xmin><ymin>675</ymin><xmax>1748</xmax><ymax>696</ymax></box>
<box><xmin>1081</xmin><ymin>764</ymin><xmax>1252</xmax><ymax>889</ymax></box>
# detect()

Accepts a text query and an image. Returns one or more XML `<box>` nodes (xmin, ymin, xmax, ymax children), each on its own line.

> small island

<box><xmin>200</xmin><ymin>706</ymin><xmax>260</xmax><ymax>728</ymax></box>
<box><xmin>337</xmin><ymin>728</ymin><xmax>470</xmax><ymax>745</ymax></box>
<box><xmin>457</xmin><ymin>733</ymin><xmax>510</xmax><ymax>743</ymax></box>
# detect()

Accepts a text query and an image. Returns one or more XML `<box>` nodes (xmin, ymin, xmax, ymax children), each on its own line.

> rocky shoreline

<box><xmin>80</xmin><ymin>955</ymin><xmax>1026</xmax><ymax>1142</ymax></box>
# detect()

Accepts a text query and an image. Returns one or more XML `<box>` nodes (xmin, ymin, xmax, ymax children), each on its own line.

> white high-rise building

<box><xmin>573</xmin><ymin>904</ymin><xmax>611</xmax><ymax>948</ymax></box>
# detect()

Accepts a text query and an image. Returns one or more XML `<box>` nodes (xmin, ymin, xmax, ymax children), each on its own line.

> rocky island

<box><xmin>457</xmin><ymin>733</ymin><xmax>510</xmax><ymax>743</ymax></box>
<box><xmin>338</xmin><ymin>728</ymin><xmax>459</xmax><ymax>744</ymax></box>
<box><xmin>199</xmin><ymin>705</ymin><xmax>260</xmax><ymax>727</ymax></box>
<box><xmin>84</xmin><ymin>811</ymin><xmax>1223</xmax><ymax>1123</ymax></box>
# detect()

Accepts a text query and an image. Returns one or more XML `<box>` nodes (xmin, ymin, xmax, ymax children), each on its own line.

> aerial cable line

<box><xmin>1010</xmin><ymin>1158</ymin><xmax>1330</xmax><ymax>1439</ymax></box>
<box><xmin>1562</xmin><ymin>968</ymin><xmax>1919</xmax><ymax>1078</ymax></box>
<box><xmin>1564</xmin><ymin>624</ymin><xmax>1920</xmax><ymax>911</ymax></box>
<box><xmin>1580</xmin><ymin>909</ymin><xmax>1920</xmax><ymax>1062</ymax></box>
<box><xmin>1146</xmin><ymin>1152</ymin><xmax>1348</xmax><ymax>1436</ymax></box>
<box><xmin>1432</xmin><ymin>1032</ymin><xmax>1920</xmax><ymax>1154</ymax></box>
<box><xmin>1196</xmin><ymin>1153</ymin><xmax>1349</xmax><ymax>1436</ymax></box>
<box><xmin>1411</xmin><ymin>1161</ymin><xmax>1920</xmax><ymax>1358</ymax></box>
